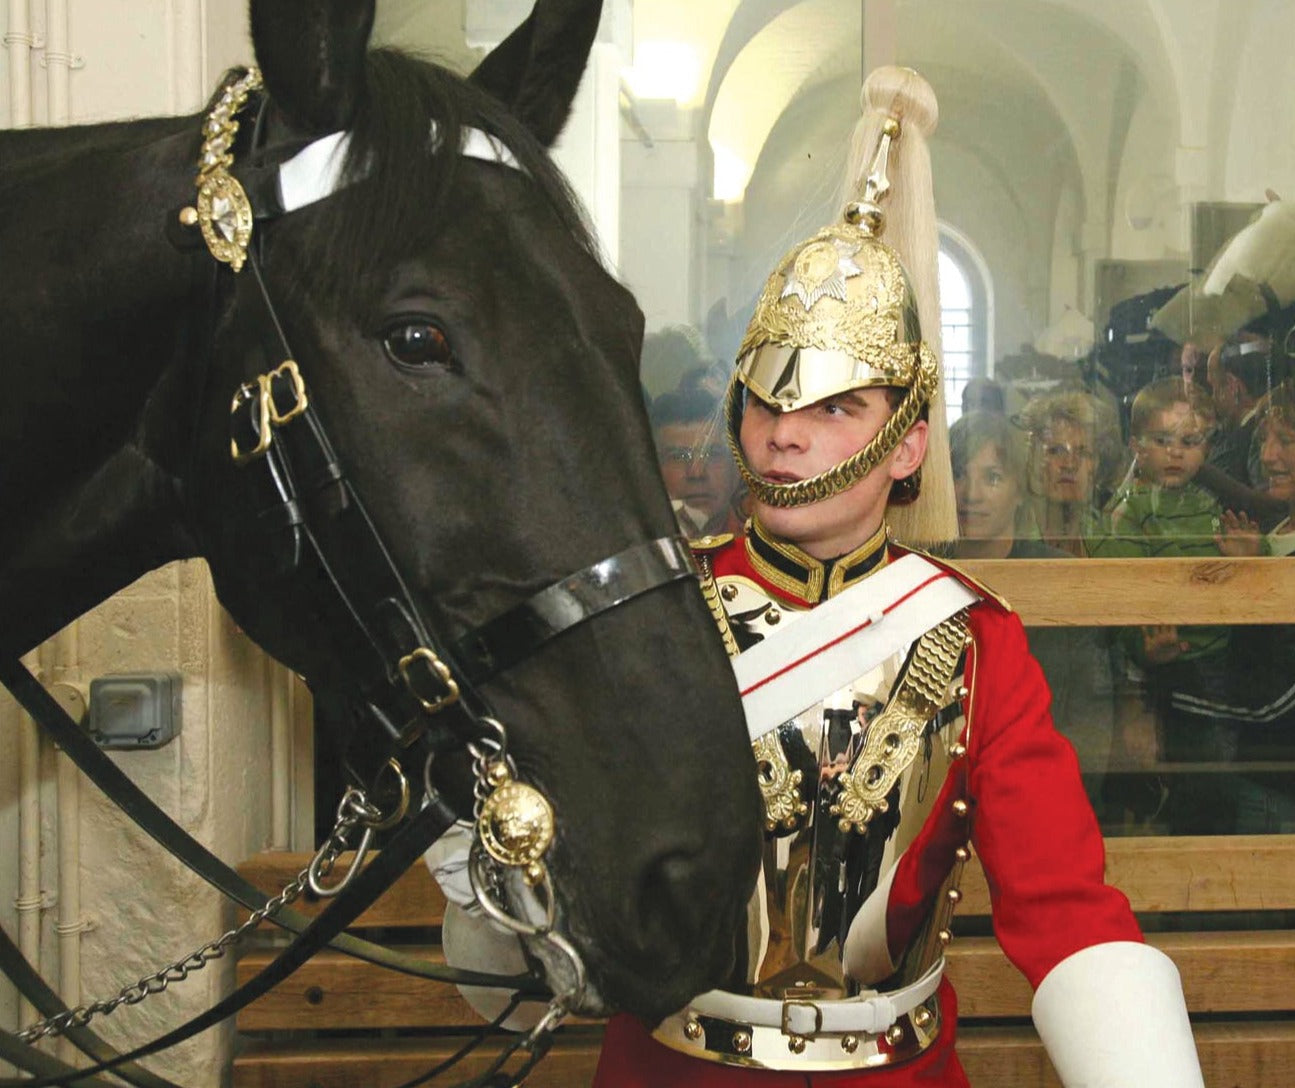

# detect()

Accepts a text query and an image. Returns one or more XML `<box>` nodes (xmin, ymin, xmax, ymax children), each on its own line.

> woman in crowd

<box><xmin>1018</xmin><ymin>390</ymin><xmax>1121</xmax><ymax>555</ymax></box>
<box><xmin>1219</xmin><ymin>378</ymin><xmax>1295</xmax><ymax>831</ymax></box>
<box><xmin>950</xmin><ymin>411</ymin><xmax>1114</xmax><ymax>810</ymax></box>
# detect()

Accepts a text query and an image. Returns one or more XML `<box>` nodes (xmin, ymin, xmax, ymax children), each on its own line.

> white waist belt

<box><xmin>688</xmin><ymin>957</ymin><xmax>944</xmax><ymax>1037</ymax></box>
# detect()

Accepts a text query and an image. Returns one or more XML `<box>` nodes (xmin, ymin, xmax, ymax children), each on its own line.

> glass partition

<box><xmin>624</xmin><ymin>0</ymin><xmax>1295</xmax><ymax>837</ymax></box>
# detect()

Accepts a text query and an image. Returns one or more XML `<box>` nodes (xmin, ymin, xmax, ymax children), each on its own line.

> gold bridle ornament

<box><xmin>178</xmin><ymin>68</ymin><xmax>264</xmax><ymax>273</ymax></box>
<box><xmin>725</xmin><ymin>114</ymin><xmax>942</xmax><ymax>510</ymax></box>
<box><xmin>476</xmin><ymin>760</ymin><xmax>555</xmax><ymax>887</ymax></box>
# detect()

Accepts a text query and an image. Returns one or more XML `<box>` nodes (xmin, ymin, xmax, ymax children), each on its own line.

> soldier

<box><xmin>591</xmin><ymin>66</ymin><xmax>1203</xmax><ymax>1088</ymax></box>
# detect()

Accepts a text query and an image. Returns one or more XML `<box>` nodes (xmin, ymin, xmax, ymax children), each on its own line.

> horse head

<box><xmin>171</xmin><ymin>0</ymin><xmax>762</xmax><ymax>1020</ymax></box>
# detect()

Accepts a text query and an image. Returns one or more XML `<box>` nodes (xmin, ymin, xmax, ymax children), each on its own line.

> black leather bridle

<box><xmin>0</xmin><ymin>70</ymin><xmax>698</xmax><ymax>1088</ymax></box>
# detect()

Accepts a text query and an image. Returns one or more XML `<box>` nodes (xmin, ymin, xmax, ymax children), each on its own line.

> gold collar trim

<box><xmin>746</xmin><ymin>518</ymin><xmax>889</xmax><ymax>603</ymax></box>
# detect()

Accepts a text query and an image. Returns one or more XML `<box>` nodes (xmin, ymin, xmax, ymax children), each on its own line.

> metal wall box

<box><xmin>88</xmin><ymin>673</ymin><xmax>182</xmax><ymax>750</ymax></box>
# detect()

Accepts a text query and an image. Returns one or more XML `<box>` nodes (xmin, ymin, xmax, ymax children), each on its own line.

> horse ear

<box><xmin>469</xmin><ymin>0</ymin><xmax>602</xmax><ymax>148</ymax></box>
<box><xmin>249</xmin><ymin>0</ymin><xmax>375</xmax><ymax>134</ymax></box>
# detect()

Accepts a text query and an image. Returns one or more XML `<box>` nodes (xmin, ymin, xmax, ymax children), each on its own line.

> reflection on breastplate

<box><xmin>654</xmin><ymin>575</ymin><xmax>973</xmax><ymax>1072</ymax></box>
<box><xmin>749</xmin><ymin>612</ymin><xmax>968</xmax><ymax>1002</ymax></box>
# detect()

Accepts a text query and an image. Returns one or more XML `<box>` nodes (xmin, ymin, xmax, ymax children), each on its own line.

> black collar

<box><xmin>746</xmin><ymin>517</ymin><xmax>889</xmax><ymax>603</ymax></box>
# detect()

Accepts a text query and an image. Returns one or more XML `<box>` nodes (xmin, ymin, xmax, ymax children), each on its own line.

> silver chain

<box><xmin>17</xmin><ymin>788</ymin><xmax>370</xmax><ymax>1044</ymax></box>
<box><xmin>466</xmin><ymin>717</ymin><xmax>514</xmax><ymax>818</ymax></box>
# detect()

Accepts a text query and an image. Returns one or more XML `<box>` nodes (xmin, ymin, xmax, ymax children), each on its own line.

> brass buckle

<box><xmin>781</xmin><ymin>999</ymin><xmax>823</xmax><ymax>1039</ymax></box>
<box><xmin>267</xmin><ymin>359</ymin><xmax>309</xmax><ymax>425</ymax></box>
<box><xmin>398</xmin><ymin>647</ymin><xmax>461</xmax><ymax>714</ymax></box>
<box><xmin>229</xmin><ymin>380</ymin><xmax>272</xmax><ymax>463</ymax></box>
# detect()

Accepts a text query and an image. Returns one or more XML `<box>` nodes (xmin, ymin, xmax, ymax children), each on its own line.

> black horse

<box><xmin>0</xmin><ymin>0</ymin><xmax>760</xmax><ymax>1023</ymax></box>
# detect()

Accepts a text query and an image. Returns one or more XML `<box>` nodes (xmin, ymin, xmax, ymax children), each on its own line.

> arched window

<box><xmin>938</xmin><ymin>227</ymin><xmax>993</xmax><ymax>422</ymax></box>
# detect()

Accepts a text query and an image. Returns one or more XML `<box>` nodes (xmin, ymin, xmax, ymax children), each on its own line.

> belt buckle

<box><xmin>780</xmin><ymin>999</ymin><xmax>823</xmax><ymax>1039</ymax></box>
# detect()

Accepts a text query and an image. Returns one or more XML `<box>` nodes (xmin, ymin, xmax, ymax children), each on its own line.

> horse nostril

<box><xmin>632</xmin><ymin>848</ymin><xmax>712</xmax><ymax>960</ymax></box>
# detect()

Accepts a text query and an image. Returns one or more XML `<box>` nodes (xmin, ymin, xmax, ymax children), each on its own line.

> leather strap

<box><xmin>0</xmin><ymin>658</ymin><xmax>537</xmax><ymax>992</ymax></box>
<box><xmin>0</xmin><ymin>1029</ymin><xmax>120</xmax><ymax>1088</ymax></box>
<box><xmin>0</xmin><ymin>797</ymin><xmax>461</xmax><ymax>1088</ymax></box>
<box><xmin>450</xmin><ymin>536</ymin><xmax>698</xmax><ymax>684</ymax></box>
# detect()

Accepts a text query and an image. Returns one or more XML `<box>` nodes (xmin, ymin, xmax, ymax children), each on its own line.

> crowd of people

<box><xmin>644</xmin><ymin>308</ymin><xmax>1295</xmax><ymax>837</ymax></box>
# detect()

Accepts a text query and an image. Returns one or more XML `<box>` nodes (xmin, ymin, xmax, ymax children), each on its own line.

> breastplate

<box><xmin>655</xmin><ymin>573</ymin><xmax>971</xmax><ymax>1071</ymax></box>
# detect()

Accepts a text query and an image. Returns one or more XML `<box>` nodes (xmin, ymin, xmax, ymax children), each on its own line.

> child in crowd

<box><xmin>1092</xmin><ymin>378</ymin><xmax>1256</xmax><ymax>832</ymax></box>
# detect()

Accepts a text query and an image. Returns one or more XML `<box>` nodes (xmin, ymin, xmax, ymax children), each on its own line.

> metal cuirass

<box><xmin>655</xmin><ymin>570</ymin><xmax>972</xmax><ymax>1072</ymax></box>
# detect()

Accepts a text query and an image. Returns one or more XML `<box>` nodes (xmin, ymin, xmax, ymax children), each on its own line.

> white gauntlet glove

<box><xmin>1032</xmin><ymin>941</ymin><xmax>1204</xmax><ymax>1088</ymax></box>
<box><xmin>423</xmin><ymin>823</ymin><xmax>543</xmax><ymax>1031</ymax></box>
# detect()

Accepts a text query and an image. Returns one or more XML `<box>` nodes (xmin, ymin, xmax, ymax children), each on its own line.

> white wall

<box><xmin>1222</xmin><ymin>0</ymin><xmax>1295</xmax><ymax>202</ymax></box>
<box><xmin>641</xmin><ymin>0</ymin><xmax>1295</xmax><ymax>376</ymax></box>
<box><xmin>0</xmin><ymin>4</ymin><xmax>284</xmax><ymax>1085</ymax></box>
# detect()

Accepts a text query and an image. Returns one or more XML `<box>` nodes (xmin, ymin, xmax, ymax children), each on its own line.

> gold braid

<box><xmin>696</xmin><ymin>553</ymin><xmax>740</xmax><ymax>658</ymax></box>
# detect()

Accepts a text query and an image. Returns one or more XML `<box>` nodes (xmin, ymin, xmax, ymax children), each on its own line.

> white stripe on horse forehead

<box><xmin>276</xmin><ymin>124</ymin><xmax>521</xmax><ymax>215</ymax></box>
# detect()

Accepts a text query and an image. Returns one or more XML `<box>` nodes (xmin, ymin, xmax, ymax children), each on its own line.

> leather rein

<box><xmin>0</xmin><ymin>68</ymin><xmax>698</xmax><ymax>1087</ymax></box>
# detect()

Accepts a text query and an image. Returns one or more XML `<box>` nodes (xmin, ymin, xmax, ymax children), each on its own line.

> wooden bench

<box><xmin>232</xmin><ymin>835</ymin><xmax>1295</xmax><ymax>1086</ymax></box>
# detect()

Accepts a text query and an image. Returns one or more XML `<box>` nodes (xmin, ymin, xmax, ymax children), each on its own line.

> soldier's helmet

<box><xmin>725</xmin><ymin>66</ymin><xmax>956</xmax><ymax>545</ymax></box>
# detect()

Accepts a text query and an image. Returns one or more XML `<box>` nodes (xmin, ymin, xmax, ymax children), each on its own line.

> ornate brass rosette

<box><xmin>753</xmin><ymin>732</ymin><xmax>809</xmax><ymax>833</ymax></box>
<box><xmin>196</xmin><ymin>170</ymin><xmax>255</xmax><ymax>272</ymax></box>
<box><xmin>477</xmin><ymin>767</ymin><xmax>555</xmax><ymax>886</ymax></box>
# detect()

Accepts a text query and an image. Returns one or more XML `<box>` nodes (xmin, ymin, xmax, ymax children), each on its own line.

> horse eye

<box><xmin>382</xmin><ymin>320</ymin><xmax>456</xmax><ymax>370</ymax></box>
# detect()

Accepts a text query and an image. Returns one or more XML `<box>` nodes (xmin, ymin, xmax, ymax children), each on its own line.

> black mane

<box><xmin>275</xmin><ymin>48</ymin><xmax>600</xmax><ymax>317</ymax></box>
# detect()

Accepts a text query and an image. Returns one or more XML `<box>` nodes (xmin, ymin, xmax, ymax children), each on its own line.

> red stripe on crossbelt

<box><xmin>738</xmin><ymin>572</ymin><xmax>951</xmax><ymax>698</ymax></box>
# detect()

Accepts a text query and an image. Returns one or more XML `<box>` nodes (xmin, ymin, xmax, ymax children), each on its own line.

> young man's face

<box><xmin>1134</xmin><ymin>402</ymin><xmax>1210</xmax><ymax>488</ymax></box>
<box><xmin>738</xmin><ymin>387</ymin><xmax>927</xmax><ymax>560</ymax></box>
<box><xmin>655</xmin><ymin>421</ymin><xmax>736</xmax><ymax>524</ymax></box>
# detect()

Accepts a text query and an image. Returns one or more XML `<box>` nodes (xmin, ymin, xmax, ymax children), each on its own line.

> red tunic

<box><xmin>592</xmin><ymin>536</ymin><xmax>1142</xmax><ymax>1087</ymax></box>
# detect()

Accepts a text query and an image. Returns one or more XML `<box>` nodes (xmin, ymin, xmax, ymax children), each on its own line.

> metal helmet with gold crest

<box><xmin>725</xmin><ymin>66</ymin><xmax>957</xmax><ymax>545</ymax></box>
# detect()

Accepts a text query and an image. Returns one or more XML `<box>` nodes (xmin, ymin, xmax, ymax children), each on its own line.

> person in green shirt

<box><xmin>1092</xmin><ymin>378</ymin><xmax>1259</xmax><ymax>833</ymax></box>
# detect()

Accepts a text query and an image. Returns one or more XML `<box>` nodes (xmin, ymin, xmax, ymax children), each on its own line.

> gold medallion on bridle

<box><xmin>196</xmin><ymin>170</ymin><xmax>254</xmax><ymax>273</ymax></box>
<box><xmin>190</xmin><ymin>68</ymin><xmax>263</xmax><ymax>273</ymax></box>
<box><xmin>478</xmin><ymin>775</ymin><xmax>555</xmax><ymax>886</ymax></box>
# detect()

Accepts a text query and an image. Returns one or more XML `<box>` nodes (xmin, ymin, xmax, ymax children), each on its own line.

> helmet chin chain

<box><xmin>427</xmin><ymin>716</ymin><xmax>587</xmax><ymax>1049</ymax></box>
<box><xmin>723</xmin><ymin>355</ymin><xmax>938</xmax><ymax>510</ymax></box>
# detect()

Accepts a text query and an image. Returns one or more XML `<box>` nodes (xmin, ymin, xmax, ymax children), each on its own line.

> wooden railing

<box><xmin>233</xmin><ymin>555</ymin><xmax>1295</xmax><ymax>1087</ymax></box>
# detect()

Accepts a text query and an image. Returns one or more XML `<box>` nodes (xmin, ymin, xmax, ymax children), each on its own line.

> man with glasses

<box><xmin>651</xmin><ymin>384</ymin><xmax>746</xmax><ymax>537</ymax></box>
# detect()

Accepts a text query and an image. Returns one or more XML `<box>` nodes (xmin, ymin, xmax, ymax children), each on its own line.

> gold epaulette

<box><xmin>688</xmin><ymin>531</ymin><xmax>735</xmax><ymax>554</ymax></box>
<box><xmin>690</xmin><ymin>534</ymin><xmax>740</xmax><ymax>657</ymax></box>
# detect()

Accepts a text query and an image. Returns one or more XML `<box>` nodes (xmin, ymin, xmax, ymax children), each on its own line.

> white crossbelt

<box><xmin>734</xmin><ymin>553</ymin><xmax>979</xmax><ymax>741</ymax></box>
<box><xmin>686</xmin><ymin>958</ymin><xmax>945</xmax><ymax>1037</ymax></box>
